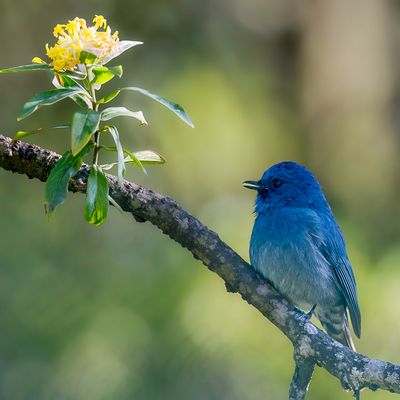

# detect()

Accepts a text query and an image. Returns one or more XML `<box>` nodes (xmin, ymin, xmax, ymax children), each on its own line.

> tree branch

<box><xmin>289</xmin><ymin>355</ymin><xmax>315</xmax><ymax>400</ymax></box>
<box><xmin>1</xmin><ymin>134</ymin><xmax>399</xmax><ymax>398</ymax></box>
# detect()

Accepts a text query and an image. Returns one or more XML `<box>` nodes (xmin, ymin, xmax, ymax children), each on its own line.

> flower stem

<box><xmin>93</xmin><ymin>131</ymin><xmax>100</xmax><ymax>165</ymax></box>
<box><xmin>86</xmin><ymin>65</ymin><xmax>100</xmax><ymax>166</ymax></box>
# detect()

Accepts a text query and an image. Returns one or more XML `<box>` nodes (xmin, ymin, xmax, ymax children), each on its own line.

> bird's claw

<box><xmin>296</xmin><ymin>304</ymin><xmax>317</xmax><ymax>324</ymax></box>
<box><xmin>305</xmin><ymin>304</ymin><xmax>317</xmax><ymax>321</ymax></box>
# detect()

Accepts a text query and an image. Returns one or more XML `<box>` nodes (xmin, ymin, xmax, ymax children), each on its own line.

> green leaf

<box><xmin>108</xmin><ymin>195</ymin><xmax>124</xmax><ymax>214</ymax></box>
<box><xmin>92</xmin><ymin>66</ymin><xmax>123</xmax><ymax>85</ymax></box>
<box><xmin>85</xmin><ymin>166</ymin><xmax>109</xmax><ymax>226</ymax></box>
<box><xmin>132</xmin><ymin>150</ymin><xmax>166</xmax><ymax>164</ymax></box>
<box><xmin>122</xmin><ymin>148</ymin><xmax>147</xmax><ymax>175</ymax></box>
<box><xmin>121</xmin><ymin>86</ymin><xmax>194</xmax><ymax>128</ymax></box>
<box><xmin>107</xmin><ymin>126</ymin><xmax>125</xmax><ymax>183</ymax></box>
<box><xmin>92</xmin><ymin>68</ymin><xmax>114</xmax><ymax>85</ymax></box>
<box><xmin>97</xmin><ymin>90</ymin><xmax>121</xmax><ymax>104</ymax></box>
<box><xmin>101</xmin><ymin>148</ymin><xmax>165</xmax><ymax>171</ymax></box>
<box><xmin>79</xmin><ymin>51</ymin><xmax>97</xmax><ymax>64</ymax></box>
<box><xmin>45</xmin><ymin>147</ymin><xmax>90</xmax><ymax>217</ymax></box>
<box><xmin>101</xmin><ymin>107</ymin><xmax>147</xmax><ymax>125</ymax></box>
<box><xmin>102</xmin><ymin>41</ymin><xmax>143</xmax><ymax>64</ymax></box>
<box><xmin>108</xmin><ymin>65</ymin><xmax>123</xmax><ymax>78</ymax></box>
<box><xmin>102</xmin><ymin>147</ymin><xmax>148</xmax><ymax>175</ymax></box>
<box><xmin>14</xmin><ymin>129</ymin><xmax>43</xmax><ymax>141</ymax></box>
<box><xmin>0</xmin><ymin>63</ymin><xmax>52</xmax><ymax>73</ymax></box>
<box><xmin>56</xmin><ymin>73</ymin><xmax>84</xmax><ymax>90</ymax></box>
<box><xmin>52</xmin><ymin>74</ymin><xmax>92</xmax><ymax>108</ymax></box>
<box><xmin>18</xmin><ymin>87</ymin><xmax>84</xmax><ymax>121</ymax></box>
<box><xmin>62</xmin><ymin>69</ymin><xmax>87</xmax><ymax>80</ymax></box>
<box><xmin>70</xmin><ymin>94</ymin><xmax>93</xmax><ymax>109</ymax></box>
<box><xmin>14</xmin><ymin>124</ymin><xmax>70</xmax><ymax>141</ymax></box>
<box><xmin>99</xmin><ymin>162</ymin><xmax>115</xmax><ymax>171</ymax></box>
<box><xmin>71</xmin><ymin>110</ymin><xmax>101</xmax><ymax>156</ymax></box>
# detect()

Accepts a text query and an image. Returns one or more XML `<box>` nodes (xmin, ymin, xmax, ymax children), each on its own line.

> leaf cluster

<box><xmin>1</xmin><ymin>40</ymin><xmax>194</xmax><ymax>225</ymax></box>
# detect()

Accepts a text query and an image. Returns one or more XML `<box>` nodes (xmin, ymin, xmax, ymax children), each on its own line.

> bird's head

<box><xmin>243</xmin><ymin>161</ymin><xmax>330</xmax><ymax>214</ymax></box>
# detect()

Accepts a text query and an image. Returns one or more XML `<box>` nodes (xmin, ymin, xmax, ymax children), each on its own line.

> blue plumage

<box><xmin>244</xmin><ymin>162</ymin><xmax>361</xmax><ymax>349</ymax></box>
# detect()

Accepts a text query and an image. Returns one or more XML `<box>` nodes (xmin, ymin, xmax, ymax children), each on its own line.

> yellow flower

<box><xmin>93</xmin><ymin>15</ymin><xmax>107</xmax><ymax>30</ymax></box>
<box><xmin>42</xmin><ymin>15</ymin><xmax>119</xmax><ymax>72</ymax></box>
<box><xmin>32</xmin><ymin>57</ymin><xmax>46</xmax><ymax>64</ymax></box>
<box><xmin>53</xmin><ymin>24</ymin><xmax>65</xmax><ymax>37</ymax></box>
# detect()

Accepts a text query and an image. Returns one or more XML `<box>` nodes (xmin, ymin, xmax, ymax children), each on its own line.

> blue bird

<box><xmin>244</xmin><ymin>161</ymin><xmax>361</xmax><ymax>350</ymax></box>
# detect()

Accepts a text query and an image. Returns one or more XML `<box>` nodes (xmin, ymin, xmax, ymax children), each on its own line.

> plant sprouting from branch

<box><xmin>0</xmin><ymin>15</ymin><xmax>194</xmax><ymax>226</ymax></box>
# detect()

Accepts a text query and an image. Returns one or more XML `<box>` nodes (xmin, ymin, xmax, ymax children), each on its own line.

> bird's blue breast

<box><xmin>250</xmin><ymin>207</ymin><xmax>340</xmax><ymax>310</ymax></box>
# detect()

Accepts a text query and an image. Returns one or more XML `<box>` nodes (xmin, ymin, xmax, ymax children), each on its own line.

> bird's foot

<box><xmin>295</xmin><ymin>304</ymin><xmax>317</xmax><ymax>324</ymax></box>
<box><xmin>305</xmin><ymin>304</ymin><xmax>317</xmax><ymax>321</ymax></box>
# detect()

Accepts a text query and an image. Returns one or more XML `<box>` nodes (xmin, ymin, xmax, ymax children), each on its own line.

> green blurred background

<box><xmin>1</xmin><ymin>0</ymin><xmax>400</xmax><ymax>399</ymax></box>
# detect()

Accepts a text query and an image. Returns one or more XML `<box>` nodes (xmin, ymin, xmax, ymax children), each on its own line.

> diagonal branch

<box><xmin>1</xmin><ymin>133</ymin><xmax>400</xmax><ymax>398</ymax></box>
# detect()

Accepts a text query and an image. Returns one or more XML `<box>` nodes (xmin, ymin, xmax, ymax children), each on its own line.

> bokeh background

<box><xmin>0</xmin><ymin>0</ymin><xmax>400</xmax><ymax>398</ymax></box>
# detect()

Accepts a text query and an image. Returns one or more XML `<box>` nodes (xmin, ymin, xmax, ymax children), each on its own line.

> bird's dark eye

<box><xmin>271</xmin><ymin>178</ymin><xmax>283</xmax><ymax>188</ymax></box>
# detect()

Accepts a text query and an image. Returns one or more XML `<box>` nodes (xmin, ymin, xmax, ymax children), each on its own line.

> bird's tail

<box><xmin>318</xmin><ymin>310</ymin><xmax>356</xmax><ymax>351</ymax></box>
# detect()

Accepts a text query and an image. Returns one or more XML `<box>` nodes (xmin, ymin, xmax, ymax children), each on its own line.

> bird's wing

<box><xmin>311</xmin><ymin>215</ymin><xmax>361</xmax><ymax>338</ymax></box>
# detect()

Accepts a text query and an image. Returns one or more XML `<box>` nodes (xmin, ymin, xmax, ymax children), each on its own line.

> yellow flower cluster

<box><xmin>39</xmin><ymin>16</ymin><xmax>119</xmax><ymax>72</ymax></box>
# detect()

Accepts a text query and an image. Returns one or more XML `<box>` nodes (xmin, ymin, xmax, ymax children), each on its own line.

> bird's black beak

<box><xmin>243</xmin><ymin>180</ymin><xmax>261</xmax><ymax>190</ymax></box>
